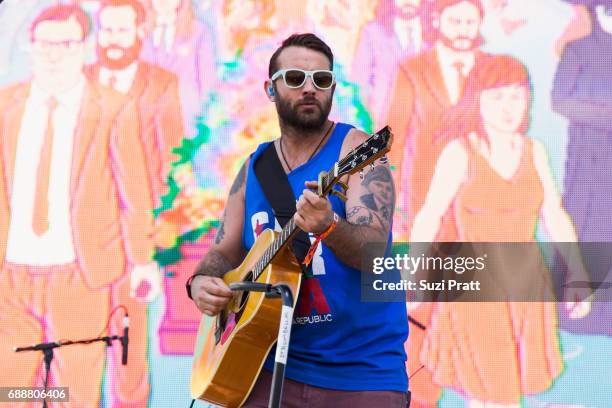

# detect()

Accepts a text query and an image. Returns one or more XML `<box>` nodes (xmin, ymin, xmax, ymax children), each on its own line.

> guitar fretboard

<box><xmin>248</xmin><ymin>127</ymin><xmax>391</xmax><ymax>281</ymax></box>
<box><xmin>251</xmin><ymin>217</ymin><xmax>300</xmax><ymax>281</ymax></box>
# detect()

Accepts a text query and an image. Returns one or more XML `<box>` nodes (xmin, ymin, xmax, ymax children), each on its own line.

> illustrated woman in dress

<box><xmin>410</xmin><ymin>55</ymin><xmax>591</xmax><ymax>407</ymax></box>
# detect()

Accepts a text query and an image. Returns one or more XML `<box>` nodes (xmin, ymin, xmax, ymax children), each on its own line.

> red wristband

<box><xmin>303</xmin><ymin>212</ymin><xmax>339</xmax><ymax>267</ymax></box>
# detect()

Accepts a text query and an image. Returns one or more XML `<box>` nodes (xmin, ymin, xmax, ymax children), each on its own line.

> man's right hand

<box><xmin>190</xmin><ymin>275</ymin><xmax>233</xmax><ymax>316</ymax></box>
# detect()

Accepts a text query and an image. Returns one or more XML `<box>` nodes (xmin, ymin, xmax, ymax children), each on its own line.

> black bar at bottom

<box><xmin>269</xmin><ymin>362</ymin><xmax>286</xmax><ymax>408</ymax></box>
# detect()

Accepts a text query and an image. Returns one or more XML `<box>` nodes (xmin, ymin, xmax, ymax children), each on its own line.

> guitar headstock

<box><xmin>337</xmin><ymin>126</ymin><xmax>393</xmax><ymax>178</ymax></box>
<box><xmin>317</xmin><ymin>126</ymin><xmax>394</xmax><ymax>198</ymax></box>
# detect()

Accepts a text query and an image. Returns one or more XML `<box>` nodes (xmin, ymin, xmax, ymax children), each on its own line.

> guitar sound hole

<box><xmin>237</xmin><ymin>272</ymin><xmax>253</xmax><ymax>310</ymax></box>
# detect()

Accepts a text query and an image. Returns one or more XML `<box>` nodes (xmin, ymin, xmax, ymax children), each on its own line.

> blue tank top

<box><xmin>242</xmin><ymin>123</ymin><xmax>408</xmax><ymax>392</ymax></box>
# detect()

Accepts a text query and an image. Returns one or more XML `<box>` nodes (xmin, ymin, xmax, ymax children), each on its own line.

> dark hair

<box><xmin>363</xmin><ymin>165</ymin><xmax>393</xmax><ymax>185</ymax></box>
<box><xmin>422</xmin><ymin>0</ymin><xmax>484</xmax><ymax>44</ymax></box>
<box><xmin>30</xmin><ymin>4</ymin><xmax>91</xmax><ymax>41</ymax></box>
<box><xmin>268</xmin><ymin>33</ymin><xmax>334</xmax><ymax>78</ymax></box>
<box><xmin>436</xmin><ymin>54</ymin><xmax>532</xmax><ymax>145</ymax></box>
<box><xmin>98</xmin><ymin>0</ymin><xmax>146</xmax><ymax>26</ymax></box>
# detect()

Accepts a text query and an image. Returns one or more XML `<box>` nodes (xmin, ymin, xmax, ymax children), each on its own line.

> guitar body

<box><xmin>191</xmin><ymin>229</ymin><xmax>302</xmax><ymax>407</ymax></box>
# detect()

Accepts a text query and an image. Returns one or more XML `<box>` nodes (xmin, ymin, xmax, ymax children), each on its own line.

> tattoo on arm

<box><xmin>194</xmin><ymin>250</ymin><xmax>232</xmax><ymax>278</ymax></box>
<box><xmin>322</xmin><ymin>165</ymin><xmax>395</xmax><ymax>271</ymax></box>
<box><xmin>346</xmin><ymin>205</ymin><xmax>384</xmax><ymax>227</ymax></box>
<box><xmin>214</xmin><ymin>220</ymin><xmax>225</xmax><ymax>244</ymax></box>
<box><xmin>360</xmin><ymin>166</ymin><xmax>395</xmax><ymax>223</ymax></box>
<box><xmin>229</xmin><ymin>162</ymin><xmax>247</xmax><ymax>195</ymax></box>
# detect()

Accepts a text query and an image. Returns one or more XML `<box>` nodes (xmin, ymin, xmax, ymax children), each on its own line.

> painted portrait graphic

<box><xmin>0</xmin><ymin>0</ymin><xmax>609</xmax><ymax>407</ymax></box>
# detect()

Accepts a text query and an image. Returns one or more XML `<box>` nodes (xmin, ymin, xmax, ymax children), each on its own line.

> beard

<box><xmin>97</xmin><ymin>39</ymin><xmax>142</xmax><ymax>70</ymax></box>
<box><xmin>275</xmin><ymin>93</ymin><xmax>333</xmax><ymax>131</ymax></box>
<box><xmin>439</xmin><ymin>32</ymin><xmax>483</xmax><ymax>51</ymax></box>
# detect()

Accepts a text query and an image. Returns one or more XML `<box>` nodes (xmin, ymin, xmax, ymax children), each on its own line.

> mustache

<box><xmin>296</xmin><ymin>97</ymin><xmax>322</xmax><ymax>107</ymax></box>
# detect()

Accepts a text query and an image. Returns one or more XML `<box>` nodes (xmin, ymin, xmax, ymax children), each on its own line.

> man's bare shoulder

<box><xmin>228</xmin><ymin>156</ymin><xmax>250</xmax><ymax>197</ymax></box>
<box><xmin>345</xmin><ymin>127</ymin><xmax>370</xmax><ymax>147</ymax></box>
<box><xmin>339</xmin><ymin>127</ymin><xmax>370</xmax><ymax>157</ymax></box>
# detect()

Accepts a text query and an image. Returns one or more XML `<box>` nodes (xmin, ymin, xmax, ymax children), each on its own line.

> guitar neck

<box><xmin>252</xmin><ymin>217</ymin><xmax>299</xmax><ymax>280</ymax></box>
<box><xmin>252</xmin><ymin>168</ymin><xmax>337</xmax><ymax>281</ymax></box>
<box><xmin>250</xmin><ymin>126</ymin><xmax>393</xmax><ymax>281</ymax></box>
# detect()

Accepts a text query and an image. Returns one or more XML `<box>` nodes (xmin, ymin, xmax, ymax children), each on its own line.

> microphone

<box><xmin>122</xmin><ymin>314</ymin><xmax>129</xmax><ymax>365</ymax></box>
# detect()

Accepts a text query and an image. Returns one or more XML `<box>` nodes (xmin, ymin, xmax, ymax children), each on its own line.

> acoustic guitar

<box><xmin>191</xmin><ymin>126</ymin><xmax>394</xmax><ymax>407</ymax></box>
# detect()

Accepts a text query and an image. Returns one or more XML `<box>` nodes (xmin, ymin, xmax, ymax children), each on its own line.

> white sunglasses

<box><xmin>271</xmin><ymin>69</ymin><xmax>336</xmax><ymax>90</ymax></box>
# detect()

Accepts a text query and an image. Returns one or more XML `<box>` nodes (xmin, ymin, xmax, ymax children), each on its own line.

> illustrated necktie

<box><xmin>32</xmin><ymin>97</ymin><xmax>58</xmax><ymax>236</ymax></box>
<box><xmin>108</xmin><ymin>73</ymin><xmax>117</xmax><ymax>91</ymax></box>
<box><xmin>453</xmin><ymin>61</ymin><xmax>467</xmax><ymax>97</ymax></box>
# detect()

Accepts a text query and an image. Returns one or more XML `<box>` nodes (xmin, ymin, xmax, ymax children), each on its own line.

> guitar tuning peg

<box><xmin>379</xmin><ymin>155</ymin><xmax>388</xmax><ymax>164</ymax></box>
<box><xmin>359</xmin><ymin>170</ymin><xmax>364</xmax><ymax>180</ymax></box>
<box><xmin>370</xmin><ymin>163</ymin><xmax>375</xmax><ymax>171</ymax></box>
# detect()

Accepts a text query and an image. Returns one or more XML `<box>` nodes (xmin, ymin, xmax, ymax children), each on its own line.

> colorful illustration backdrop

<box><xmin>0</xmin><ymin>0</ymin><xmax>610</xmax><ymax>407</ymax></box>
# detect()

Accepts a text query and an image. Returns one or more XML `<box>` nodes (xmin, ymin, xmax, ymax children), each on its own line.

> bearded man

<box><xmin>188</xmin><ymin>33</ymin><xmax>409</xmax><ymax>407</ymax></box>
<box><xmin>387</xmin><ymin>0</ymin><xmax>490</xmax><ymax>241</ymax></box>
<box><xmin>86</xmin><ymin>0</ymin><xmax>185</xmax><ymax>406</ymax></box>
<box><xmin>385</xmin><ymin>1</ymin><xmax>491</xmax><ymax>407</ymax></box>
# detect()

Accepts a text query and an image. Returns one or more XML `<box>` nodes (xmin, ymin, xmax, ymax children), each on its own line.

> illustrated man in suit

<box><xmin>387</xmin><ymin>0</ymin><xmax>489</xmax><ymax>241</ymax></box>
<box><xmin>553</xmin><ymin>0</ymin><xmax>612</xmax><ymax>337</ymax></box>
<box><xmin>0</xmin><ymin>4</ymin><xmax>155</xmax><ymax>407</ymax></box>
<box><xmin>140</xmin><ymin>0</ymin><xmax>218</xmax><ymax>136</ymax></box>
<box><xmin>351</xmin><ymin>0</ymin><xmax>426</xmax><ymax>130</ymax></box>
<box><xmin>386</xmin><ymin>1</ymin><xmax>490</xmax><ymax>406</ymax></box>
<box><xmin>86</xmin><ymin>0</ymin><xmax>185</xmax><ymax>406</ymax></box>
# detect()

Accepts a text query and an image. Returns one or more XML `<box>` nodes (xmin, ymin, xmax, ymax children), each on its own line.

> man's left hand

<box><xmin>294</xmin><ymin>181</ymin><xmax>334</xmax><ymax>235</ymax></box>
<box><xmin>130</xmin><ymin>262</ymin><xmax>163</xmax><ymax>302</ymax></box>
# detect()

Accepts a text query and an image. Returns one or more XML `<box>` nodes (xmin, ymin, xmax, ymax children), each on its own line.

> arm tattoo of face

<box><xmin>360</xmin><ymin>165</ymin><xmax>395</xmax><ymax>222</ymax></box>
<box><xmin>229</xmin><ymin>162</ymin><xmax>247</xmax><ymax>195</ymax></box>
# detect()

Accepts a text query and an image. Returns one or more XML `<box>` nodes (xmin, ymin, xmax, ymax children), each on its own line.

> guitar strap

<box><xmin>253</xmin><ymin>142</ymin><xmax>312</xmax><ymax>267</ymax></box>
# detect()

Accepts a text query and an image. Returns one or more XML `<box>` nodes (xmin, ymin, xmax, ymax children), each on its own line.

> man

<box><xmin>0</xmin><ymin>4</ymin><xmax>156</xmax><ymax>407</ymax></box>
<box><xmin>188</xmin><ymin>33</ymin><xmax>409</xmax><ymax>407</ymax></box>
<box><xmin>386</xmin><ymin>1</ymin><xmax>489</xmax><ymax>406</ymax></box>
<box><xmin>552</xmin><ymin>0</ymin><xmax>612</xmax><ymax>337</ymax></box>
<box><xmin>352</xmin><ymin>0</ymin><xmax>426</xmax><ymax>130</ymax></box>
<box><xmin>387</xmin><ymin>0</ymin><xmax>488</xmax><ymax>241</ymax></box>
<box><xmin>86</xmin><ymin>1</ymin><xmax>185</xmax><ymax>405</ymax></box>
<box><xmin>89</xmin><ymin>0</ymin><xmax>184</xmax><ymax>202</ymax></box>
<box><xmin>140</xmin><ymin>0</ymin><xmax>217</xmax><ymax>136</ymax></box>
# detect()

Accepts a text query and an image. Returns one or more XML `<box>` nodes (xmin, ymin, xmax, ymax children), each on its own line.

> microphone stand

<box><xmin>14</xmin><ymin>334</ymin><xmax>126</xmax><ymax>408</ymax></box>
<box><xmin>229</xmin><ymin>282</ymin><xmax>294</xmax><ymax>408</ymax></box>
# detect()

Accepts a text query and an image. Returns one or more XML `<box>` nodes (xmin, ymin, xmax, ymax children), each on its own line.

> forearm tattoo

<box><xmin>229</xmin><ymin>162</ymin><xmax>247</xmax><ymax>195</ymax></box>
